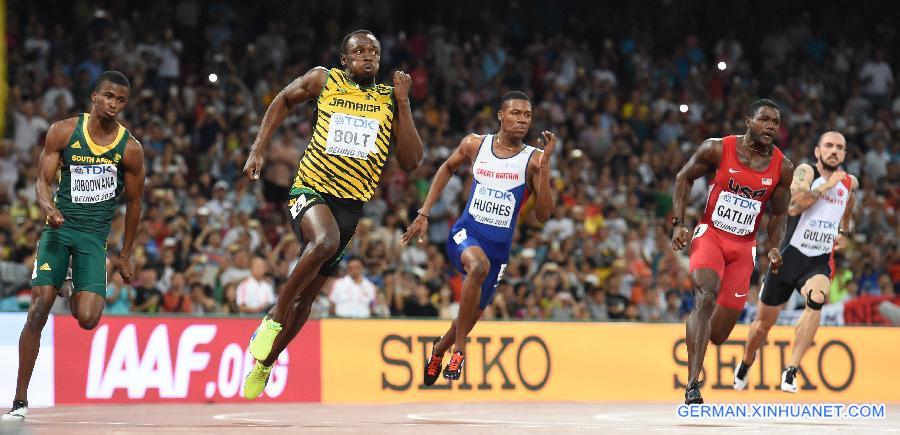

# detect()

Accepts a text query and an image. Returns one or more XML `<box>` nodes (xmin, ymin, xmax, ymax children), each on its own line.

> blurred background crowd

<box><xmin>1</xmin><ymin>0</ymin><xmax>898</xmax><ymax>323</ymax></box>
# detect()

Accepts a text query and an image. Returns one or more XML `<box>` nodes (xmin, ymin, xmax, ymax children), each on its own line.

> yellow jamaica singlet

<box><xmin>291</xmin><ymin>68</ymin><xmax>395</xmax><ymax>201</ymax></box>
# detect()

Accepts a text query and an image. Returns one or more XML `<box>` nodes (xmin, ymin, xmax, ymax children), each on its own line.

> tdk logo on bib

<box><xmin>73</xmin><ymin>165</ymin><xmax>115</xmax><ymax>175</ymax></box>
<box><xmin>721</xmin><ymin>193</ymin><xmax>760</xmax><ymax>211</ymax></box>
<box><xmin>334</xmin><ymin>115</ymin><xmax>378</xmax><ymax>130</ymax></box>
<box><xmin>808</xmin><ymin>219</ymin><xmax>838</xmax><ymax>230</ymax></box>
<box><xmin>479</xmin><ymin>186</ymin><xmax>514</xmax><ymax>201</ymax></box>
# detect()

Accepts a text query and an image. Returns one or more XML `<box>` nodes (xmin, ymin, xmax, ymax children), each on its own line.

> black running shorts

<box><xmin>759</xmin><ymin>245</ymin><xmax>832</xmax><ymax>307</ymax></box>
<box><xmin>286</xmin><ymin>187</ymin><xmax>363</xmax><ymax>277</ymax></box>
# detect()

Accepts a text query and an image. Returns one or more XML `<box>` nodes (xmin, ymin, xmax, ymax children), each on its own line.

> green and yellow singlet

<box><xmin>55</xmin><ymin>113</ymin><xmax>129</xmax><ymax>235</ymax></box>
<box><xmin>291</xmin><ymin>68</ymin><xmax>395</xmax><ymax>201</ymax></box>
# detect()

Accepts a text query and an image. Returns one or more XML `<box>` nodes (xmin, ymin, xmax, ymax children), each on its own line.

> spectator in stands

<box><xmin>661</xmin><ymin>290</ymin><xmax>683</xmax><ymax>322</ymax></box>
<box><xmin>858</xmin><ymin>48</ymin><xmax>894</xmax><ymax>108</ymax></box>
<box><xmin>328</xmin><ymin>258</ymin><xmax>377</xmax><ymax>319</ymax></box>
<box><xmin>190</xmin><ymin>282</ymin><xmax>218</xmax><ymax>314</ymax></box>
<box><xmin>12</xmin><ymin>96</ymin><xmax>49</xmax><ymax>156</ymax></box>
<box><xmin>132</xmin><ymin>268</ymin><xmax>162</xmax><ymax>313</ymax></box>
<box><xmin>163</xmin><ymin>272</ymin><xmax>193</xmax><ymax>313</ymax></box>
<box><xmin>403</xmin><ymin>282</ymin><xmax>438</xmax><ymax>317</ymax></box>
<box><xmin>585</xmin><ymin>287</ymin><xmax>609</xmax><ymax>321</ymax></box>
<box><xmin>219</xmin><ymin>246</ymin><xmax>251</xmax><ymax>288</ymax></box>
<box><xmin>220</xmin><ymin>282</ymin><xmax>240</xmax><ymax>315</ymax></box>
<box><xmin>436</xmin><ymin>283</ymin><xmax>459</xmax><ymax>320</ymax></box>
<box><xmin>639</xmin><ymin>287</ymin><xmax>664</xmax><ymax>322</ymax></box>
<box><xmin>235</xmin><ymin>257</ymin><xmax>275</xmax><ymax>314</ymax></box>
<box><xmin>105</xmin><ymin>267</ymin><xmax>135</xmax><ymax>315</ymax></box>
<box><xmin>372</xmin><ymin>290</ymin><xmax>392</xmax><ymax>318</ymax></box>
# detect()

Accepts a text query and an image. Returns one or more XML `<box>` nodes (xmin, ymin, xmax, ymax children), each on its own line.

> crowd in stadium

<box><xmin>1</xmin><ymin>1</ymin><xmax>898</xmax><ymax>323</ymax></box>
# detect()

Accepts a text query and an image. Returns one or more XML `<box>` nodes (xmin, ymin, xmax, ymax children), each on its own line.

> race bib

<box><xmin>790</xmin><ymin>216</ymin><xmax>840</xmax><ymax>256</ymax></box>
<box><xmin>712</xmin><ymin>192</ymin><xmax>761</xmax><ymax>236</ymax></box>
<box><xmin>468</xmin><ymin>184</ymin><xmax>516</xmax><ymax>228</ymax></box>
<box><xmin>325</xmin><ymin>113</ymin><xmax>379</xmax><ymax>159</ymax></box>
<box><xmin>289</xmin><ymin>194</ymin><xmax>312</xmax><ymax>219</ymax></box>
<box><xmin>70</xmin><ymin>164</ymin><xmax>117</xmax><ymax>203</ymax></box>
<box><xmin>453</xmin><ymin>228</ymin><xmax>467</xmax><ymax>244</ymax></box>
<box><xmin>692</xmin><ymin>223</ymin><xmax>708</xmax><ymax>240</ymax></box>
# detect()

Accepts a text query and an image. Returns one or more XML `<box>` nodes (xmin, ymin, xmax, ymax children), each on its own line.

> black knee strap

<box><xmin>806</xmin><ymin>290</ymin><xmax>826</xmax><ymax>310</ymax></box>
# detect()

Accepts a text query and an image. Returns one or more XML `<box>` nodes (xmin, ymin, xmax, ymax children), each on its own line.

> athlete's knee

<box><xmin>465</xmin><ymin>259</ymin><xmax>490</xmax><ymax>281</ymax></box>
<box><xmin>694</xmin><ymin>287</ymin><xmax>717</xmax><ymax>311</ymax></box>
<box><xmin>806</xmin><ymin>289</ymin><xmax>827</xmax><ymax>311</ymax></box>
<box><xmin>30</xmin><ymin>294</ymin><xmax>54</xmax><ymax>315</ymax></box>
<box><xmin>26</xmin><ymin>295</ymin><xmax>54</xmax><ymax>330</ymax></box>
<box><xmin>74</xmin><ymin>306</ymin><xmax>103</xmax><ymax>330</ymax></box>
<box><xmin>710</xmin><ymin>331</ymin><xmax>728</xmax><ymax>346</ymax></box>
<box><xmin>292</xmin><ymin>291</ymin><xmax>317</xmax><ymax>314</ymax></box>
<box><xmin>299</xmin><ymin>288</ymin><xmax>318</xmax><ymax>305</ymax></box>
<box><xmin>77</xmin><ymin>316</ymin><xmax>100</xmax><ymax>331</ymax></box>
<box><xmin>752</xmin><ymin>317</ymin><xmax>774</xmax><ymax>335</ymax></box>
<box><xmin>305</xmin><ymin>235</ymin><xmax>340</xmax><ymax>262</ymax></box>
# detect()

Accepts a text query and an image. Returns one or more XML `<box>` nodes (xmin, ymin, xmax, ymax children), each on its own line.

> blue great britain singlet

<box><xmin>454</xmin><ymin>135</ymin><xmax>536</xmax><ymax>243</ymax></box>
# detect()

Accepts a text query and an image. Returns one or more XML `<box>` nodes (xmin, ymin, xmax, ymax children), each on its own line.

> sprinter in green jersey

<box><xmin>3</xmin><ymin>71</ymin><xmax>145</xmax><ymax>421</ymax></box>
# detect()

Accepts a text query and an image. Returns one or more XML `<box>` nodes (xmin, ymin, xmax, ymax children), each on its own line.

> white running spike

<box><xmin>1</xmin><ymin>406</ymin><xmax>27</xmax><ymax>421</ymax></box>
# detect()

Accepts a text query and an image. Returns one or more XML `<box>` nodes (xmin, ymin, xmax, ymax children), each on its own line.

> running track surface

<box><xmin>3</xmin><ymin>403</ymin><xmax>899</xmax><ymax>434</ymax></box>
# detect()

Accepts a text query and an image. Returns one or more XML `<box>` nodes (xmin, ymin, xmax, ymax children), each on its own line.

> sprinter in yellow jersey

<box><xmin>240</xmin><ymin>29</ymin><xmax>424</xmax><ymax>399</ymax></box>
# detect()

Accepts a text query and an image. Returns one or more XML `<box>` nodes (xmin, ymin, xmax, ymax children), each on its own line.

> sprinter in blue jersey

<box><xmin>402</xmin><ymin>91</ymin><xmax>556</xmax><ymax>384</ymax></box>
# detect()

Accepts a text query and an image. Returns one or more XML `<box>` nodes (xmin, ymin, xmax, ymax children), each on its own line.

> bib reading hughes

<box><xmin>292</xmin><ymin>68</ymin><xmax>395</xmax><ymax>201</ymax></box>
<box><xmin>55</xmin><ymin>113</ymin><xmax>129</xmax><ymax>235</ymax></box>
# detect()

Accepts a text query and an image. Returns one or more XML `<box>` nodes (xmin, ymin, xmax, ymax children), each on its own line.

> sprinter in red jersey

<box><xmin>671</xmin><ymin>99</ymin><xmax>793</xmax><ymax>404</ymax></box>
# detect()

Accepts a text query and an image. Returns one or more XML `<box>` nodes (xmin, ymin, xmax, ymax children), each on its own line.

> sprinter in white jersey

<box><xmin>402</xmin><ymin>91</ymin><xmax>556</xmax><ymax>385</ymax></box>
<box><xmin>735</xmin><ymin>131</ymin><xmax>857</xmax><ymax>393</ymax></box>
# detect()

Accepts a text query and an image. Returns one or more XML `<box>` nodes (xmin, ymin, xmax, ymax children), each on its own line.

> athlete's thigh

<box><xmin>31</xmin><ymin>228</ymin><xmax>70</xmax><ymax>290</ymax></box>
<box><xmin>759</xmin><ymin>247</ymin><xmax>804</xmax><ymax>307</ymax></box>
<box><xmin>316</xmin><ymin>199</ymin><xmax>362</xmax><ymax>277</ymax></box>
<box><xmin>69</xmin><ymin>230</ymin><xmax>109</xmax><ymax>297</ymax></box>
<box><xmin>689</xmin><ymin>224</ymin><xmax>725</xmax><ymax>285</ymax></box>
<box><xmin>476</xmin><ymin>250</ymin><xmax>509</xmax><ymax>310</ymax></box>
<box><xmin>447</xmin><ymin>225</ymin><xmax>485</xmax><ymax>275</ymax></box>
<box><xmin>717</xmin><ymin>240</ymin><xmax>755</xmax><ymax>310</ymax></box>
<box><xmin>287</xmin><ymin>190</ymin><xmax>339</xmax><ymax>243</ymax></box>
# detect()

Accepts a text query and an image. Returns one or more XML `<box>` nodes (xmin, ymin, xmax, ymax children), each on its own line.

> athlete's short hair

<box><xmin>341</xmin><ymin>29</ymin><xmax>377</xmax><ymax>55</ymax></box>
<box><xmin>500</xmin><ymin>91</ymin><xmax>530</xmax><ymax>109</ymax></box>
<box><xmin>816</xmin><ymin>130</ymin><xmax>846</xmax><ymax>147</ymax></box>
<box><xmin>93</xmin><ymin>71</ymin><xmax>131</xmax><ymax>92</ymax></box>
<box><xmin>746</xmin><ymin>98</ymin><xmax>779</xmax><ymax>118</ymax></box>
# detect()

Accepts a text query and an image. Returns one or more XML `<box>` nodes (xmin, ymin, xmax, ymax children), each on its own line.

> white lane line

<box><xmin>212</xmin><ymin>411</ymin><xmax>281</xmax><ymax>423</ymax></box>
<box><xmin>592</xmin><ymin>412</ymin><xmax>642</xmax><ymax>421</ymax></box>
<box><xmin>407</xmin><ymin>410</ymin><xmax>611</xmax><ymax>428</ymax></box>
<box><xmin>26</xmin><ymin>419</ymin><xmax>159</xmax><ymax>426</ymax></box>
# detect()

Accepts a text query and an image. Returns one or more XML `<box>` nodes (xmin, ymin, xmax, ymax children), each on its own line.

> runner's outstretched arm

<box><xmin>672</xmin><ymin>139</ymin><xmax>721</xmax><ymax>251</ymax></box>
<box><xmin>119</xmin><ymin>137</ymin><xmax>145</xmax><ymax>284</ymax></box>
<box><xmin>243</xmin><ymin>67</ymin><xmax>327</xmax><ymax>180</ymax></box>
<box><xmin>400</xmin><ymin>134</ymin><xmax>479</xmax><ymax>245</ymax></box>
